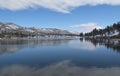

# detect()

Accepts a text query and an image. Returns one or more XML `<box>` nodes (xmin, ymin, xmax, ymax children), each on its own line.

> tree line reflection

<box><xmin>81</xmin><ymin>38</ymin><xmax>120</xmax><ymax>52</ymax></box>
<box><xmin>1</xmin><ymin>38</ymin><xmax>120</xmax><ymax>54</ymax></box>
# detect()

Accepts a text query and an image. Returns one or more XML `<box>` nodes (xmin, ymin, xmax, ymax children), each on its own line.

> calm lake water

<box><xmin>0</xmin><ymin>38</ymin><xmax>120</xmax><ymax>76</ymax></box>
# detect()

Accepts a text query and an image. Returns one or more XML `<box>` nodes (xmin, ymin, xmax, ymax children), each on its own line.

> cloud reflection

<box><xmin>0</xmin><ymin>60</ymin><xmax>120</xmax><ymax>76</ymax></box>
<box><xmin>70</xmin><ymin>41</ymin><xmax>96</xmax><ymax>51</ymax></box>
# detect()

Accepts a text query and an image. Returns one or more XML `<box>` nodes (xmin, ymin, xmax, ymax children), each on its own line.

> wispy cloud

<box><xmin>70</xmin><ymin>23</ymin><xmax>103</xmax><ymax>33</ymax></box>
<box><xmin>0</xmin><ymin>0</ymin><xmax>120</xmax><ymax>13</ymax></box>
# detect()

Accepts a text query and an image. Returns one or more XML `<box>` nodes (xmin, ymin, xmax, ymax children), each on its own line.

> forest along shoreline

<box><xmin>79</xmin><ymin>22</ymin><xmax>120</xmax><ymax>40</ymax></box>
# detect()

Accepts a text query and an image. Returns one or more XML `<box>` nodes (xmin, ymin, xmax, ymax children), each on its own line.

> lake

<box><xmin>0</xmin><ymin>38</ymin><xmax>120</xmax><ymax>76</ymax></box>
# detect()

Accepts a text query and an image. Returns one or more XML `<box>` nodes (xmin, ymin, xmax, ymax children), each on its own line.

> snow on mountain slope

<box><xmin>43</xmin><ymin>28</ymin><xmax>72</xmax><ymax>34</ymax></box>
<box><xmin>6</xmin><ymin>23</ymin><xmax>22</xmax><ymax>29</ymax></box>
<box><xmin>0</xmin><ymin>22</ymin><xmax>22</xmax><ymax>30</ymax></box>
<box><xmin>0</xmin><ymin>22</ymin><xmax>73</xmax><ymax>35</ymax></box>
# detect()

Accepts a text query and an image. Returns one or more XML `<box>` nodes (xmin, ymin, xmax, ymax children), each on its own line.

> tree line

<box><xmin>80</xmin><ymin>22</ymin><xmax>120</xmax><ymax>38</ymax></box>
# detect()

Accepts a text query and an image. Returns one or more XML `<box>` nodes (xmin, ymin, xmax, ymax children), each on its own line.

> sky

<box><xmin>0</xmin><ymin>0</ymin><xmax>120</xmax><ymax>33</ymax></box>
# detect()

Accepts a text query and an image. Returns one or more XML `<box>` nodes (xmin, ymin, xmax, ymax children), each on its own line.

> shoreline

<box><xmin>0</xmin><ymin>36</ymin><xmax>79</xmax><ymax>40</ymax></box>
<box><xmin>80</xmin><ymin>36</ymin><xmax>120</xmax><ymax>41</ymax></box>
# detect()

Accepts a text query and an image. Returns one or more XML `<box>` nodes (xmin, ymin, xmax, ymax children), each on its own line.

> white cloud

<box><xmin>70</xmin><ymin>23</ymin><xmax>103</xmax><ymax>33</ymax></box>
<box><xmin>0</xmin><ymin>0</ymin><xmax>120</xmax><ymax>13</ymax></box>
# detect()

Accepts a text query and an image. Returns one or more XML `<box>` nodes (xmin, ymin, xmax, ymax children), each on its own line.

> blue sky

<box><xmin>0</xmin><ymin>0</ymin><xmax>120</xmax><ymax>33</ymax></box>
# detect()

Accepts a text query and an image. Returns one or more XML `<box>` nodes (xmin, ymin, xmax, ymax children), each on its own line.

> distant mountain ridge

<box><xmin>0</xmin><ymin>22</ymin><xmax>23</xmax><ymax>30</ymax></box>
<box><xmin>0</xmin><ymin>22</ymin><xmax>76</xmax><ymax>38</ymax></box>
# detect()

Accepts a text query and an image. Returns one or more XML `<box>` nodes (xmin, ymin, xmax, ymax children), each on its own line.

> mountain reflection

<box><xmin>84</xmin><ymin>38</ymin><xmax>120</xmax><ymax>52</ymax></box>
<box><xmin>0</xmin><ymin>60</ymin><xmax>120</xmax><ymax>76</ymax></box>
<box><xmin>0</xmin><ymin>39</ymin><xmax>73</xmax><ymax>54</ymax></box>
<box><xmin>1</xmin><ymin>38</ymin><xmax>120</xmax><ymax>55</ymax></box>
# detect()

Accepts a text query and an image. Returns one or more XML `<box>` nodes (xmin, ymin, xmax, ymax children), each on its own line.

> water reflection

<box><xmin>1</xmin><ymin>38</ymin><xmax>120</xmax><ymax>54</ymax></box>
<box><xmin>84</xmin><ymin>38</ymin><xmax>120</xmax><ymax>52</ymax></box>
<box><xmin>0</xmin><ymin>39</ymin><xmax>73</xmax><ymax>54</ymax></box>
<box><xmin>0</xmin><ymin>38</ymin><xmax>120</xmax><ymax>76</ymax></box>
<box><xmin>70</xmin><ymin>40</ymin><xmax>96</xmax><ymax>51</ymax></box>
<box><xmin>0</xmin><ymin>60</ymin><xmax>120</xmax><ymax>76</ymax></box>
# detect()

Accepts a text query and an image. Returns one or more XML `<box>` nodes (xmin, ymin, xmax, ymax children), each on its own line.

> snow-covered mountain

<box><xmin>0</xmin><ymin>22</ymin><xmax>22</xmax><ymax>30</ymax></box>
<box><xmin>0</xmin><ymin>22</ymin><xmax>75</xmax><ymax>37</ymax></box>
